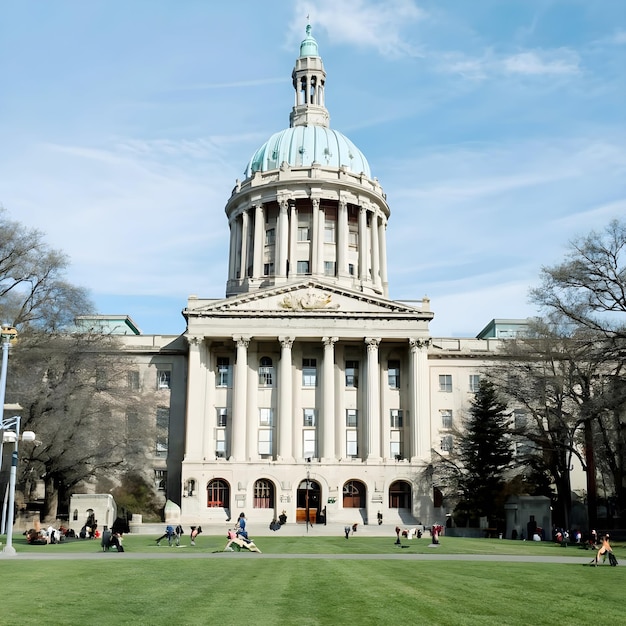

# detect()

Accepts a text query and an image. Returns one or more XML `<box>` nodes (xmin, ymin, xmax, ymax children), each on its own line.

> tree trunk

<box><xmin>584</xmin><ymin>419</ymin><xmax>598</xmax><ymax>529</ymax></box>
<box><xmin>42</xmin><ymin>475</ymin><xmax>59</xmax><ymax>523</ymax></box>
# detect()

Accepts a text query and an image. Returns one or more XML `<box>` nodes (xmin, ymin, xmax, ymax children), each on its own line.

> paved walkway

<box><xmin>0</xmin><ymin>548</ymin><xmax>599</xmax><ymax>564</ymax></box>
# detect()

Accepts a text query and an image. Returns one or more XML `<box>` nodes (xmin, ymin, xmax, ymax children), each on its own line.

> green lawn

<box><xmin>0</xmin><ymin>534</ymin><xmax>623</xmax><ymax>626</ymax></box>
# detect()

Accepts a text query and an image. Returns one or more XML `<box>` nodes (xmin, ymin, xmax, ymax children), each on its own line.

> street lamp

<box><xmin>1</xmin><ymin>416</ymin><xmax>36</xmax><ymax>556</ymax></box>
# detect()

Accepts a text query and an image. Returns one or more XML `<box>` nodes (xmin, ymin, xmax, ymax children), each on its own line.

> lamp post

<box><xmin>1</xmin><ymin>416</ymin><xmax>36</xmax><ymax>556</ymax></box>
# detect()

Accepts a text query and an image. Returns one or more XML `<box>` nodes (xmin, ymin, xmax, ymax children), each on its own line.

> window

<box><xmin>349</xmin><ymin>230</ymin><xmax>358</xmax><ymax>246</ymax></box>
<box><xmin>265</xmin><ymin>228</ymin><xmax>275</xmax><ymax>245</ymax></box>
<box><xmin>297</xmin><ymin>260</ymin><xmax>310</xmax><ymax>275</ymax></box>
<box><xmin>388</xmin><ymin>360</ymin><xmax>401</xmax><ymax>389</ymax></box>
<box><xmin>441</xmin><ymin>435</ymin><xmax>453</xmax><ymax>452</ymax></box>
<box><xmin>157</xmin><ymin>370</ymin><xmax>171</xmax><ymax>390</ymax></box>
<box><xmin>346</xmin><ymin>409</ymin><xmax>358</xmax><ymax>428</ymax></box>
<box><xmin>514</xmin><ymin>409</ymin><xmax>527</xmax><ymax>431</ymax></box>
<box><xmin>217</xmin><ymin>357</ymin><xmax>231</xmax><ymax>387</ymax></box>
<box><xmin>324</xmin><ymin>261</ymin><xmax>336</xmax><ymax>276</ymax></box>
<box><xmin>346</xmin><ymin>430</ymin><xmax>358</xmax><ymax>457</ymax></box>
<box><xmin>258</xmin><ymin>429</ymin><xmax>273</xmax><ymax>456</ymax></box>
<box><xmin>96</xmin><ymin>368</ymin><xmax>108</xmax><ymax>391</ymax></box>
<box><xmin>125</xmin><ymin>409</ymin><xmax>140</xmax><ymax>441</ymax></box>
<box><xmin>254</xmin><ymin>479</ymin><xmax>274</xmax><ymax>508</ymax></box>
<box><xmin>156</xmin><ymin>407</ymin><xmax>169</xmax><ymax>430</ymax></box>
<box><xmin>216</xmin><ymin>408</ymin><xmax>228</xmax><ymax>427</ymax></box>
<box><xmin>303</xmin><ymin>430</ymin><xmax>316</xmax><ymax>458</ymax></box>
<box><xmin>258</xmin><ymin>356</ymin><xmax>273</xmax><ymax>386</ymax></box>
<box><xmin>298</xmin><ymin>226</ymin><xmax>310</xmax><ymax>241</ymax></box>
<box><xmin>127</xmin><ymin>370</ymin><xmax>140</xmax><ymax>390</ymax></box>
<box><xmin>156</xmin><ymin>436</ymin><xmax>168</xmax><ymax>457</ymax></box>
<box><xmin>348</xmin><ymin>263</ymin><xmax>355</xmax><ymax>276</ymax></box>
<box><xmin>390</xmin><ymin>430</ymin><xmax>403</xmax><ymax>459</ymax></box>
<box><xmin>345</xmin><ymin>360</ymin><xmax>359</xmax><ymax>387</ymax></box>
<box><xmin>263</xmin><ymin>262</ymin><xmax>274</xmax><ymax>276</ymax></box>
<box><xmin>259</xmin><ymin>408</ymin><xmax>274</xmax><ymax>426</ymax></box>
<box><xmin>469</xmin><ymin>374</ymin><xmax>480</xmax><ymax>393</ymax></box>
<box><xmin>439</xmin><ymin>374</ymin><xmax>452</xmax><ymax>392</ymax></box>
<box><xmin>215</xmin><ymin>429</ymin><xmax>226</xmax><ymax>457</ymax></box>
<box><xmin>302</xmin><ymin>358</ymin><xmax>317</xmax><ymax>387</ymax></box>
<box><xmin>324</xmin><ymin>219</ymin><xmax>336</xmax><ymax>243</ymax></box>
<box><xmin>303</xmin><ymin>408</ymin><xmax>316</xmax><ymax>427</ymax></box>
<box><xmin>390</xmin><ymin>409</ymin><xmax>403</xmax><ymax>428</ymax></box>
<box><xmin>440</xmin><ymin>409</ymin><xmax>453</xmax><ymax>429</ymax></box>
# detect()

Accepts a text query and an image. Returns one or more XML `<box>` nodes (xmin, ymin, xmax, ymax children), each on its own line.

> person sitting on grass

<box><xmin>224</xmin><ymin>528</ymin><xmax>261</xmax><ymax>553</ymax></box>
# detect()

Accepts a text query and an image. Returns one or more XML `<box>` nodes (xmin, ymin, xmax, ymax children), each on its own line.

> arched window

<box><xmin>259</xmin><ymin>356</ymin><xmax>273</xmax><ymax>386</ymax></box>
<box><xmin>207</xmin><ymin>479</ymin><xmax>230</xmax><ymax>509</ymax></box>
<box><xmin>389</xmin><ymin>480</ymin><xmax>411</xmax><ymax>509</ymax></box>
<box><xmin>253</xmin><ymin>479</ymin><xmax>275</xmax><ymax>508</ymax></box>
<box><xmin>343</xmin><ymin>480</ymin><xmax>366</xmax><ymax>508</ymax></box>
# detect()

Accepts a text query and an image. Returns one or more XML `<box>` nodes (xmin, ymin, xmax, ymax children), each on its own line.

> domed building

<box><xmin>179</xmin><ymin>25</ymin><xmax>437</xmax><ymax>527</ymax></box>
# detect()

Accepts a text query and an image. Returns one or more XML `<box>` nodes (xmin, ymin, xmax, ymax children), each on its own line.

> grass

<box><xmin>0</xmin><ymin>534</ymin><xmax>623</xmax><ymax>625</ymax></box>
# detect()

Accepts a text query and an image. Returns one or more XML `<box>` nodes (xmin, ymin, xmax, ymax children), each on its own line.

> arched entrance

<box><xmin>389</xmin><ymin>480</ymin><xmax>411</xmax><ymax>509</ymax></box>
<box><xmin>207</xmin><ymin>478</ymin><xmax>230</xmax><ymax>512</ymax></box>
<box><xmin>343</xmin><ymin>480</ymin><xmax>366</xmax><ymax>508</ymax></box>
<box><xmin>296</xmin><ymin>478</ymin><xmax>321</xmax><ymax>524</ymax></box>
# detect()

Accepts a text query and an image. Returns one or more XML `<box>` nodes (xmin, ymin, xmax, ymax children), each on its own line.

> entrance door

<box><xmin>296</xmin><ymin>479</ymin><xmax>320</xmax><ymax>524</ymax></box>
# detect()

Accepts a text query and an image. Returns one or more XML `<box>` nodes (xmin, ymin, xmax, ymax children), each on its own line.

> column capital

<box><xmin>365</xmin><ymin>337</ymin><xmax>381</xmax><ymax>351</ymax></box>
<box><xmin>322</xmin><ymin>336</ymin><xmax>338</xmax><ymax>348</ymax></box>
<box><xmin>234</xmin><ymin>335</ymin><xmax>251</xmax><ymax>349</ymax></box>
<box><xmin>311</xmin><ymin>197</ymin><xmax>320</xmax><ymax>210</ymax></box>
<box><xmin>279</xmin><ymin>336</ymin><xmax>295</xmax><ymax>349</ymax></box>
<box><xmin>409</xmin><ymin>337</ymin><xmax>432</xmax><ymax>351</ymax></box>
<box><xmin>185</xmin><ymin>334</ymin><xmax>203</xmax><ymax>347</ymax></box>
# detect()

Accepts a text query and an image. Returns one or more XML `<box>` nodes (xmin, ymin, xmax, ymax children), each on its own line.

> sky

<box><xmin>1</xmin><ymin>0</ymin><xmax>625</xmax><ymax>337</ymax></box>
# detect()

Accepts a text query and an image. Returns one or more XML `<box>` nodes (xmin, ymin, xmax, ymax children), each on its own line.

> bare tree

<box><xmin>531</xmin><ymin>218</ymin><xmax>626</xmax><ymax>340</ymax></box>
<box><xmin>0</xmin><ymin>207</ymin><xmax>92</xmax><ymax>331</ymax></box>
<box><xmin>0</xmin><ymin>209</ymin><xmax>159</xmax><ymax>521</ymax></box>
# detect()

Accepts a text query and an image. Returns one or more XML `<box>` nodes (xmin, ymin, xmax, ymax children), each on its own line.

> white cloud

<box><xmin>437</xmin><ymin>47</ymin><xmax>580</xmax><ymax>79</ymax></box>
<box><xmin>292</xmin><ymin>0</ymin><xmax>426</xmax><ymax>57</ymax></box>
<box><xmin>501</xmin><ymin>49</ymin><xmax>580</xmax><ymax>75</ymax></box>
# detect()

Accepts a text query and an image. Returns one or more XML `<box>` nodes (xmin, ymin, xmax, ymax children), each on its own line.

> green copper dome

<box><xmin>245</xmin><ymin>125</ymin><xmax>371</xmax><ymax>178</ymax></box>
<box><xmin>299</xmin><ymin>24</ymin><xmax>319</xmax><ymax>57</ymax></box>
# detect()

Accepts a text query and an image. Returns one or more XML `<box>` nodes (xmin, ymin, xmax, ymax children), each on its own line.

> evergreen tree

<box><xmin>456</xmin><ymin>378</ymin><xmax>513</xmax><ymax>525</ymax></box>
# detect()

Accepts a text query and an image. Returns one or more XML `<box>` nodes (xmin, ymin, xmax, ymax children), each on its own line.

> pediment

<box><xmin>187</xmin><ymin>280</ymin><xmax>428</xmax><ymax>318</ymax></box>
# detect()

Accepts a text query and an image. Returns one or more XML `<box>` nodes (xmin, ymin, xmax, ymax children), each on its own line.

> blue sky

<box><xmin>1</xmin><ymin>0</ymin><xmax>624</xmax><ymax>336</ymax></box>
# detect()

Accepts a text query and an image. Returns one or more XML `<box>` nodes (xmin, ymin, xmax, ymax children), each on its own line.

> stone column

<box><xmin>231</xmin><ymin>336</ymin><xmax>250</xmax><ymax>461</ymax></box>
<box><xmin>365</xmin><ymin>337</ymin><xmax>381</xmax><ymax>461</ymax></box>
<box><xmin>228</xmin><ymin>217</ymin><xmax>237</xmax><ymax>282</ymax></box>
<box><xmin>311</xmin><ymin>198</ymin><xmax>320</xmax><ymax>275</ymax></box>
<box><xmin>240</xmin><ymin>208</ymin><xmax>249</xmax><ymax>280</ymax></box>
<box><xmin>409</xmin><ymin>338</ymin><xmax>431</xmax><ymax>460</ymax></box>
<box><xmin>185</xmin><ymin>335</ymin><xmax>206</xmax><ymax>461</ymax></box>
<box><xmin>379</xmin><ymin>217</ymin><xmax>389</xmax><ymax>297</ymax></box>
<box><xmin>278</xmin><ymin>336</ymin><xmax>295</xmax><ymax>461</ymax></box>
<box><xmin>322</xmin><ymin>336</ymin><xmax>337</xmax><ymax>460</ymax></box>
<box><xmin>371</xmin><ymin>209</ymin><xmax>380</xmax><ymax>289</ymax></box>
<box><xmin>289</xmin><ymin>202</ymin><xmax>298</xmax><ymax>277</ymax></box>
<box><xmin>246</xmin><ymin>344</ymin><xmax>258</xmax><ymax>461</ymax></box>
<box><xmin>278</xmin><ymin>199</ymin><xmax>289</xmax><ymax>278</ymax></box>
<box><xmin>337</xmin><ymin>199</ymin><xmax>348</xmax><ymax>278</ymax></box>
<box><xmin>253</xmin><ymin>204</ymin><xmax>264</xmax><ymax>279</ymax></box>
<box><xmin>358</xmin><ymin>206</ymin><xmax>368</xmax><ymax>282</ymax></box>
